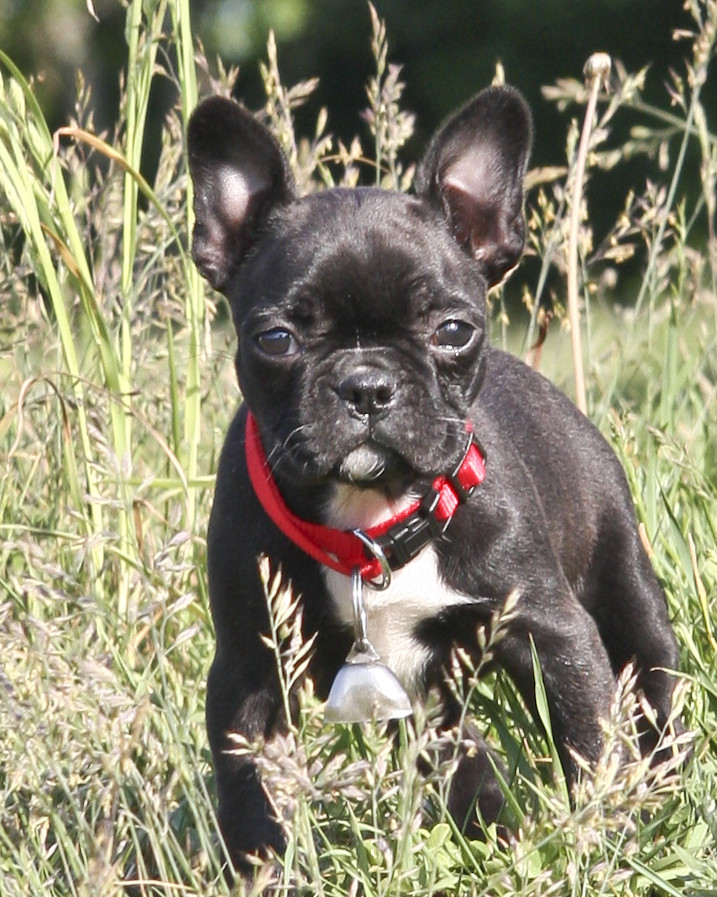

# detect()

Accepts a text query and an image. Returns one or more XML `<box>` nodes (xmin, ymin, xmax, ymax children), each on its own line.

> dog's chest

<box><xmin>322</xmin><ymin>487</ymin><xmax>472</xmax><ymax>696</ymax></box>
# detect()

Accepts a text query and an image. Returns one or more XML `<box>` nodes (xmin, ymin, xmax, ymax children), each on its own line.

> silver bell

<box><xmin>325</xmin><ymin>566</ymin><xmax>412</xmax><ymax>723</ymax></box>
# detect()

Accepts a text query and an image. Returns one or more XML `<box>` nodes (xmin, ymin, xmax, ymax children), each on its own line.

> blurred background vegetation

<box><xmin>1</xmin><ymin>0</ymin><xmax>713</xmax><ymax>248</ymax></box>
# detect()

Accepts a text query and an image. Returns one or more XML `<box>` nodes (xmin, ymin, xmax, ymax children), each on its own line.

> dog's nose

<box><xmin>337</xmin><ymin>369</ymin><xmax>396</xmax><ymax>419</ymax></box>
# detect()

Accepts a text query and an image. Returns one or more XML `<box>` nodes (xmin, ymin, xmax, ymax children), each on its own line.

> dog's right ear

<box><xmin>187</xmin><ymin>97</ymin><xmax>295</xmax><ymax>292</ymax></box>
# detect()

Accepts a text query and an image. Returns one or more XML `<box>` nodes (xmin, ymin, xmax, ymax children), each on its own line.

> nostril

<box><xmin>374</xmin><ymin>384</ymin><xmax>394</xmax><ymax>407</ymax></box>
<box><xmin>341</xmin><ymin>384</ymin><xmax>364</xmax><ymax>407</ymax></box>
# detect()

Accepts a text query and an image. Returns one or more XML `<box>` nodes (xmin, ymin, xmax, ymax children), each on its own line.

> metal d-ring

<box><xmin>351</xmin><ymin>528</ymin><xmax>392</xmax><ymax>590</ymax></box>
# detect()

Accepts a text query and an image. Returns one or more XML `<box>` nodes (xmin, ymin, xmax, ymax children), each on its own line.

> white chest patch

<box><xmin>322</xmin><ymin>485</ymin><xmax>473</xmax><ymax>697</ymax></box>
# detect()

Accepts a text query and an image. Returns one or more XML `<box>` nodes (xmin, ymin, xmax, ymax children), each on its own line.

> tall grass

<box><xmin>0</xmin><ymin>1</ymin><xmax>715</xmax><ymax>895</ymax></box>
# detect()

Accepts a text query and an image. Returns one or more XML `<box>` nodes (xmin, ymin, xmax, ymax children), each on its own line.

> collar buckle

<box><xmin>375</xmin><ymin>495</ymin><xmax>448</xmax><ymax>570</ymax></box>
<box><xmin>372</xmin><ymin>432</ymin><xmax>484</xmax><ymax>573</ymax></box>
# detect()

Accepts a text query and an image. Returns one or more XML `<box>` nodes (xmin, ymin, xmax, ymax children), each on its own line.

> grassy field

<box><xmin>1</xmin><ymin>1</ymin><xmax>716</xmax><ymax>895</ymax></box>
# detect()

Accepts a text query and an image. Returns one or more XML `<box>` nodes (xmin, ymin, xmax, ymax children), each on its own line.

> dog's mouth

<box><xmin>335</xmin><ymin>441</ymin><xmax>412</xmax><ymax>487</ymax></box>
<box><xmin>271</xmin><ymin>409</ymin><xmax>467</xmax><ymax>493</ymax></box>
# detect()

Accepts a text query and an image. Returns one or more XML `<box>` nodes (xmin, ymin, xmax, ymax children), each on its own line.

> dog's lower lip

<box><xmin>338</xmin><ymin>444</ymin><xmax>392</xmax><ymax>483</ymax></box>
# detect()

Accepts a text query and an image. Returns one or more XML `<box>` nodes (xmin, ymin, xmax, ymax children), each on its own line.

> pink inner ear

<box><xmin>440</xmin><ymin>141</ymin><xmax>511</xmax><ymax>261</ymax></box>
<box><xmin>442</xmin><ymin>142</ymin><xmax>505</xmax><ymax>210</ymax></box>
<box><xmin>217</xmin><ymin>163</ymin><xmax>269</xmax><ymax>228</ymax></box>
<box><xmin>442</xmin><ymin>179</ymin><xmax>503</xmax><ymax>262</ymax></box>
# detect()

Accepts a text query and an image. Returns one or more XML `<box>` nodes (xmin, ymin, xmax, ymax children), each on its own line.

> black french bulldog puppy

<box><xmin>187</xmin><ymin>85</ymin><xmax>679</xmax><ymax>875</ymax></box>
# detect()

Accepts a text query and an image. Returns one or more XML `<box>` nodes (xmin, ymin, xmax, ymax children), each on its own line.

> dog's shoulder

<box><xmin>470</xmin><ymin>347</ymin><xmax>639</xmax><ymax>568</ymax></box>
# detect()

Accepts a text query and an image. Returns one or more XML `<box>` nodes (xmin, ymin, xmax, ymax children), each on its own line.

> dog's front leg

<box><xmin>496</xmin><ymin>595</ymin><xmax>617</xmax><ymax>785</ymax></box>
<box><xmin>446</xmin><ymin>724</ymin><xmax>507</xmax><ymax>837</ymax></box>
<box><xmin>206</xmin><ymin>654</ymin><xmax>287</xmax><ymax>877</ymax></box>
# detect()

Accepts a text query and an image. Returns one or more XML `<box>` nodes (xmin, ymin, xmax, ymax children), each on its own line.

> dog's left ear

<box><xmin>416</xmin><ymin>85</ymin><xmax>532</xmax><ymax>287</ymax></box>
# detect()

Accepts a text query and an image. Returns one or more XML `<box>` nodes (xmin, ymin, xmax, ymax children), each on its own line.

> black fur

<box><xmin>187</xmin><ymin>86</ymin><xmax>679</xmax><ymax>876</ymax></box>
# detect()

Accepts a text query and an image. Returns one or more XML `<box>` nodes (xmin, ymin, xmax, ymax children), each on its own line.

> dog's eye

<box><xmin>255</xmin><ymin>328</ymin><xmax>299</xmax><ymax>357</ymax></box>
<box><xmin>432</xmin><ymin>320</ymin><xmax>475</xmax><ymax>350</ymax></box>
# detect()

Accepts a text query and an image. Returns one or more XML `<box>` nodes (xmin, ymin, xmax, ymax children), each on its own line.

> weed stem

<box><xmin>567</xmin><ymin>52</ymin><xmax>611</xmax><ymax>415</ymax></box>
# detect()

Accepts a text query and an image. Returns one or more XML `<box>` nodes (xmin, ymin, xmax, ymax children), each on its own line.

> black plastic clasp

<box><xmin>369</xmin><ymin>432</ymin><xmax>485</xmax><ymax>573</ymax></box>
<box><xmin>376</xmin><ymin>512</ymin><xmax>433</xmax><ymax>570</ymax></box>
<box><xmin>374</xmin><ymin>486</ymin><xmax>451</xmax><ymax>571</ymax></box>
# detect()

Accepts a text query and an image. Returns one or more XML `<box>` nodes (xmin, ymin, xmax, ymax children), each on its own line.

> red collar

<box><xmin>244</xmin><ymin>412</ymin><xmax>485</xmax><ymax>584</ymax></box>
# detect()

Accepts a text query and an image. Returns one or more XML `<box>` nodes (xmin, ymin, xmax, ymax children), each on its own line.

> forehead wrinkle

<box><xmin>252</xmin><ymin>186</ymin><xmax>485</xmax><ymax>331</ymax></box>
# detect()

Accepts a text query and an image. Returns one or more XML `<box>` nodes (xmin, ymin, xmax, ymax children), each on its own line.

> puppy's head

<box><xmin>188</xmin><ymin>87</ymin><xmax>531</xmax><ymax>492</ymax></box>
